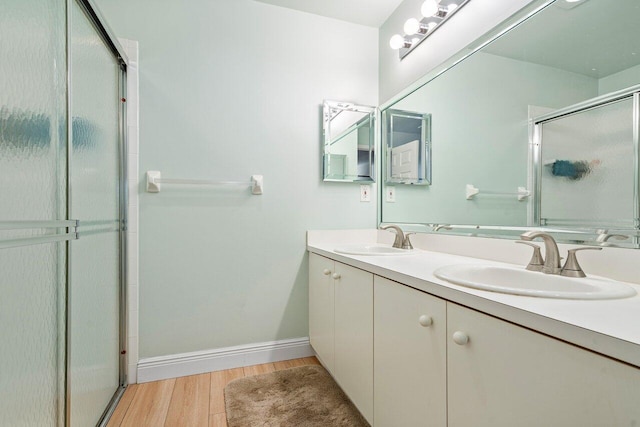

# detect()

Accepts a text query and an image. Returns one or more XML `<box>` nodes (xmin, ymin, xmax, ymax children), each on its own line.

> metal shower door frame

<box><xmin>65</xmin><ymin>0</ymin><xmax>129</xmax><ymax>425</ymax></box>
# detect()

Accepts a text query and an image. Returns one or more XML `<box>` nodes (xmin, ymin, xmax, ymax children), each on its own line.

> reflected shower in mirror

<box><xmin>323</xmin><ymin>100</ymin><xmax>375</xmax><ymax>182</ymax></box>
<box><xmin>534</xmin><ymin>95</ymin><xmax>636</xmax><ymax>230</ymax></box>
<box><xmin>380</xmin><ymin>0</ymin><xmax>640</xmax><ymax>247</ymax></box>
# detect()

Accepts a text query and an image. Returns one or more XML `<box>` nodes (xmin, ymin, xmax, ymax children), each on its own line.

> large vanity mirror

<box><xmin>381</xmin><ymin>0</ymin><xmax>640</xmax><ymax>248</ymax></box>
<box><xmin>323</xmin><ymin>100</ymin><xmax>375</xmax><ymax>182</ymax></box>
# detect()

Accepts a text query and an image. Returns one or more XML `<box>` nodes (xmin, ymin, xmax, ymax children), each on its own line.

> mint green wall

<box><xmin>95</xmin><ymin>0</ymin><xmax>378</xmax><ymax>358</ymax></box>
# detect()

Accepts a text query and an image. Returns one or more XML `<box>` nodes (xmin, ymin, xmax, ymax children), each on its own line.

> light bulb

<box><xmin>404</xmin><ymin>18</ymin><xmax>421</xmax><ymax>35</ymax></box>
<box><xmin>447</xmin><ymin>3</ymin><xmax>458</xmax><ymax>12</ymax></box>
<box><xmin>389</xmin><ymin>34</ymin><xmax>406</xmax><ymax>50</ymax></box>
<box><xmin>421</xmin><ymin>0</ymin><xmax>439</xmax><ymax>17</ymax></box>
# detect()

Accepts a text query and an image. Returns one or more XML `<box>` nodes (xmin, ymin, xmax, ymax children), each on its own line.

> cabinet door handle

<box><xmin>452</xmin><ymin>331</ymin><xmax>469</xmax><ymax>345</ymax></box>
<box><xmin>418</xmin><ymin>315</ymin><xmax>433</xmax><ymax>327</ymax></box>
<box><xmin>332</xmin><ymin>273</ymin><xmax>341</xmax><ymax>280</ymax></box>
<box><xmin>322</xmin><ymin>269</ymin><xmax>332</xmax><ymax>276</ymax></box>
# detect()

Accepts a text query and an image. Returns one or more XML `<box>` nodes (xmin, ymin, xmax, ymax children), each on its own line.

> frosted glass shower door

<box><xmin>68</xmin><ymin>1</ymin><xmax>124</xmax><ymax>426</ymax></box>
<box><xmin>0</xmin><ymin>0</ymin><xmax>68</xmax><ymax>425</ymax></box>
<box><xmin>539</xmin><ymin>98</ymin><xmax>635</xmax><ymax>227</ymax></box>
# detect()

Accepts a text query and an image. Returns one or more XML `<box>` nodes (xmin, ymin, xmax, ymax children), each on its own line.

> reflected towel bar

<box><xmin>146</xmin><ymin>171</ymin><xmax>263</xmax><ymax>195</ymax></box>
<box><xmin>466</xmin><ymin>184</ymin><xmax>530</xmax><ymax>201</ymax></box>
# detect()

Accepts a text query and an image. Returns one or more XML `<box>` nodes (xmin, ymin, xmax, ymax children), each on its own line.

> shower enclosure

<box><xmin>0</xmin><ymin>0</ymin><xmax>128</xmax><ymax>425</ymax></box>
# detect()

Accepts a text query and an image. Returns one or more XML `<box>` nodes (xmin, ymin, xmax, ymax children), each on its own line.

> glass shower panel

<box><xmin>540</xmin><ymin>98</ymin><xmax>635</xmax><ymax>227</ymax></box>
<box><xmin>68</xmin><ymin>1</ymin><xmax>122</xmax><ymax>426</ymax></box>
<box><xmin>0</xmin><ymin>0</ymin><xmax>67</xmax><ymax>425</ymax></box>
<box><xmin>0</xmin><ymin>242</ymin><xmax>66</xmax><ymax>426</ymax></box>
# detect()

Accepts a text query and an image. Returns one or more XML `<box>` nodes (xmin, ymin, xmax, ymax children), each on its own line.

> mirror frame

<box><xmin>377</xmin><ymin>0</ymin><xmax>640</xmax><ymax>248</ymax></box>
<box><xmin>323</xmin><ymin>100</ymin><xmax>376</xmax><ymax>183</ymax></box>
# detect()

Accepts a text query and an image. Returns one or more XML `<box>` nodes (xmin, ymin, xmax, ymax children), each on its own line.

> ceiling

<box><xmin>484</xmin><ymin>0</ymin><xmax>640</xmax><ymax>79</ymax></box>
<box><xmin>253</xmin><ymin>0</ymin><xmax>640</xmax><ymax>79</ymax></box>
<box><xmin>253</xmin><ymin>0</ymin><xmax>405</xmax><ymax>27</ymax></box>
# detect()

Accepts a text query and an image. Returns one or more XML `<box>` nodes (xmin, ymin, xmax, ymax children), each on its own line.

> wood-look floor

<box><xmin>107</xmin><ymin>357</ymin><xmax>321</xmax><ymax>427</ymax></box>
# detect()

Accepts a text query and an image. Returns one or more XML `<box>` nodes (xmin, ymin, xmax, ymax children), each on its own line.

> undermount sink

<box><xmin>434</xmin><ymin>264</ymin><xmax>637</xmax><ymax>300</ymax></box>
<box><xmin>334</xmin><ymin>244</ymin><xmax>413</xmax><ymax>256</ymax></box>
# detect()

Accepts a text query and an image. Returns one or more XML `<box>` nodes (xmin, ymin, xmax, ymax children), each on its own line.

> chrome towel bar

<box><xmin>146</xmin><ymin>171</ymin><xmax>263</xmax><ymax>195</ymax></box>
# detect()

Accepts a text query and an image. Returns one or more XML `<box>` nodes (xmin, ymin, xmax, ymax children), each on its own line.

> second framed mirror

<box><xmin>383</xmin><ymin>109</ymin><xmax>432</xmax><ymax>185</ymax></box>
<box><xmin>323</xmin><ymin>100</ymin><xmax>376</xmax><ymax>183</ymax></box>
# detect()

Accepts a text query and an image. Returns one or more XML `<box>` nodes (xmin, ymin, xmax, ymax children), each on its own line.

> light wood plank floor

<box><xmin>107</xmin><ymin>357</ymin><xmax>320</xmax><ymax>427</ymax></box>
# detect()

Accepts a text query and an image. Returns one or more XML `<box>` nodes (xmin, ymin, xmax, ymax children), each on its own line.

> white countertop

<box><xmin>307</xmin><ymin>231</ymin><xmax>640</xmax><ymax>368</ymax></box>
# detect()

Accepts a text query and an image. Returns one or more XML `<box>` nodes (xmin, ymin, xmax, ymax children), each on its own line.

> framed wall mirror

<box><xmin>323</xmin><ymin>100</ymin><xmax>375</xmax><ymax>182</ymax></box>
<box><xmin>379</xmin><ymin>0</ymin><xmax>640</xmax><ymax>248</ymax></box>
<box><xmin>383</xmin><ymin>109</ymin><xmax>432</xmax><ymax>185</ymax></box>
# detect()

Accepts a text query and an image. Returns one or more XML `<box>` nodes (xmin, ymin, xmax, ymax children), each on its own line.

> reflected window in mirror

<box><xmin>323</xmin><ymin>100</ymin><xmax>375</xmax><ymax>183</ymax></box>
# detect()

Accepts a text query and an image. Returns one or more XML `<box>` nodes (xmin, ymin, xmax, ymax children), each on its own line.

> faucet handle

<box><xmin>402</xmin><ymin>233</ymin><xmax>415</xmax><ymax>250</ymax></box>
<box><xmin>561</xmin><ymin>247</ymin><xmax>603</xmax><ymax>278</ymax></box>
<box><xmin>515</xmin><ymin>241</ymin><xmax>544</xmax><ymax>271</ymax></box>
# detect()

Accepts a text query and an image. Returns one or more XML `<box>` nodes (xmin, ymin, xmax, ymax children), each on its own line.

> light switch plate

<box><xmin>386</xmin><ymin>186</ymin><xmax>396</xmax><ymax>202</ymax></box>
<box><xmin>360</xmin><ymin>185</ymin><xmax>371</xmax><ymax>202</ymax></box>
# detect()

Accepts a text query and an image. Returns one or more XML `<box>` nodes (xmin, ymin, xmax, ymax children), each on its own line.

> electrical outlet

<box><xmin>386</xmin><ymin>186</ymin><xmax>396</xmax><ymax>202</ymax></box>
<box><xmin>360</xmin><ymin>185</ymin><xmax>371</xmax><ymax>202</ymax></box>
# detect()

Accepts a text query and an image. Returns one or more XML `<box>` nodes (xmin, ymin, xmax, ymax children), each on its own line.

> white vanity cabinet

<box><xmin>308</xmin><ymin>253</ymin><xmax>335</xmax><ymax>372</ymax></box>
<box><xmin>447</xmin><ymin>302</ymin><xmax>640</xmax><ymax>427</ymax></box>
<box><xmin>308</xmin><ymin>253</ymin><xmax>374</xmax><ymax>423</ymax></box>
<box><xmin>309</xmin><ymin>251</ymin><xmax>640</xmax><ymax>426</ymax></box>
<box><xmin>374</xmin><ymin>276</ymin><xmax>447</xmax><ymax>427</ymax></box>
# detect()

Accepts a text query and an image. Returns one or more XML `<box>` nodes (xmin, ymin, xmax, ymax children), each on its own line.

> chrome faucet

<box><xmin>380</xmin><ymin>225</ymin><xmax>412</xmax><ymax>249</ymax></box>
<box><xmin>520</xmin><ymin>231</ymin><xmax>562</xmax><ymax>274</ymax></box>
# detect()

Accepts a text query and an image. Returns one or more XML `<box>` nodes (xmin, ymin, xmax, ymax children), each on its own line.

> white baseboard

<box><xmin>137</xmin><ymin>337</ymin><xmax>314</xmax><ymax>383</ymax></box>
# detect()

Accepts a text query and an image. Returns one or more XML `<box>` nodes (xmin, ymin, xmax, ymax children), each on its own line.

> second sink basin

<box><xmin>334</xmin><ymin>244</ymin><xmax>413</xmax><ymax>256</ymax></box>
<box><xmin>433</xmin><ymin>264</ymin><xmax>637</xmax><ymax>300</ymax></box>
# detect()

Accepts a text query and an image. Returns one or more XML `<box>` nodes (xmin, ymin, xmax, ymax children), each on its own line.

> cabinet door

<box><xmin>308</xmin><ymin>253</ymin><xmax>335</xmax><ymax>373</ymax></box>
<box><xmin>374</xmin><ymin>277</ymin><xmax>447</xmax><ymax>427</ymax></box>
<box><xmin>447</xmin><ymin>302</ymin><xmax>640</xmax><ymax>427</ymax></box>
<box><xmin>334</xmin><ymin>262</ymin><xmax>374</xmax><ymax>424</ymax></box>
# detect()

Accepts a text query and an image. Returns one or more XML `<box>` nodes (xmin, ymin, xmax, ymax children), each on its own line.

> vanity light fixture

<box><xmin>389</xmin><ymin>34</ymin><xmax>411</xmax><ymax>50</ymax></box>
<box><xmin>390</xmin><ymin>0</ymin><xmax>470</xmax><ymax>60</ymax></box>
<box><xmin>421</xmin><ymin>0</ymin><xmax>439</xmax><ymax>18</ymax></box>
<box><xmin>404</xmin><ymin>18</ymin><xmax>425</xmax><ymax>35</ymax></box>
